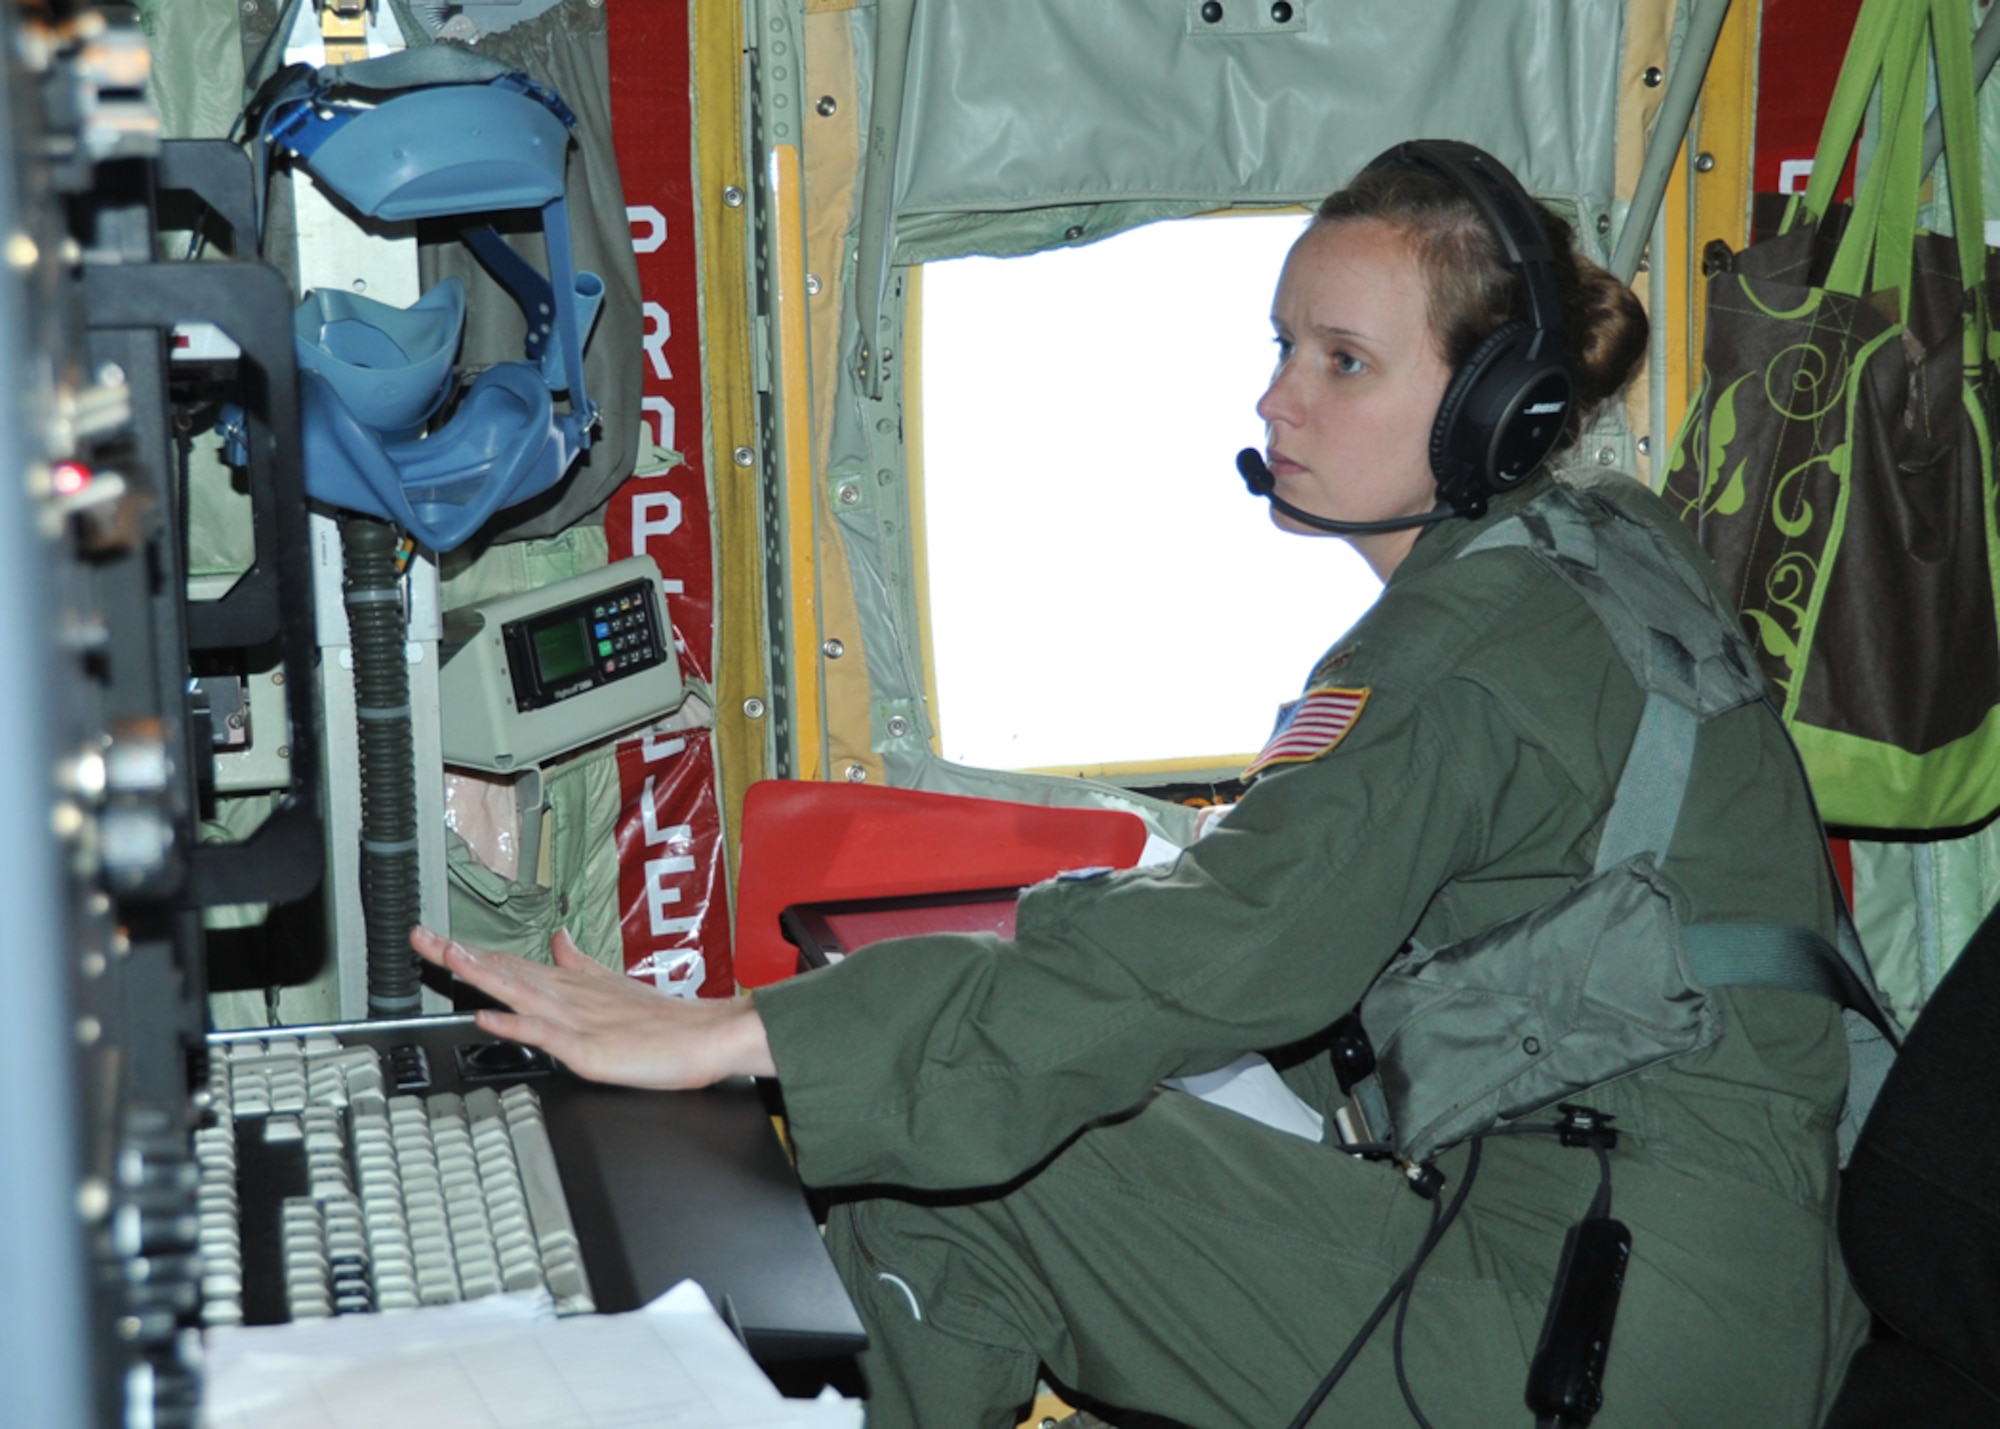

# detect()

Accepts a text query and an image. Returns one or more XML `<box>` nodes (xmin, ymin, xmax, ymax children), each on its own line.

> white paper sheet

<box><xmin>1163</xmin><ymin>1053</ymin><xmax>1327</xmax><ymax>1142</ymax></box>
<box><xmin>200</xmin><ymin>1281</ymin><xmax>862</xmax><ymax>1429</ymax></box>
<box><xmin>1135</xmin><ymin>831</ymin><xmax>1185</xmax><ymax>869</ymax></box>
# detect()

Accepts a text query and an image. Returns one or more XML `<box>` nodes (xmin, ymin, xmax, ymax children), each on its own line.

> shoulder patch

<box><xmin>1244</xmin><ymin>687</ymin><xmax>1369</xmax><ymax>780</ymax></box>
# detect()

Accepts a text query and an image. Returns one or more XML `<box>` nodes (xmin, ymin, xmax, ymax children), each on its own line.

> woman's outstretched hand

<box><xmin>409</xmin><ymin>926</ymin><xmax>775</xmax><ymax>1090</ymax></box>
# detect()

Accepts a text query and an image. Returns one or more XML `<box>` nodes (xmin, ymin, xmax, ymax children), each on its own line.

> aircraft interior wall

<box><xmin>128</xmin><ymin>0</ymin><xmax>2000</xmax><ymax>1025</ymax></box>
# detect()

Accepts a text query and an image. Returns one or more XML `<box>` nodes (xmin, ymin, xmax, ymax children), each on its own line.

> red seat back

<box><xmin>733</xmin><ymin>780</ymin><xmax>1151</xmax><ymax>986</ymax></box>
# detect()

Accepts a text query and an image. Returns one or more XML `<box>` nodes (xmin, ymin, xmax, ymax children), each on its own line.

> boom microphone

<box><xmin>1237</xmin><ymin>448</ymin><xmax>1457</xmax><ymax>536</ymax></box>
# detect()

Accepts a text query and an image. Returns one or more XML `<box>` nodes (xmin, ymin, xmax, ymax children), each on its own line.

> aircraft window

<box><xmin>918</xmin><ymin>214</ymin><xmax>1385</xmax><ymax>772</ymax></box>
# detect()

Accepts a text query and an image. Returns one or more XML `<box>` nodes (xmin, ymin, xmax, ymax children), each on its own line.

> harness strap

<box><xmin>1594</xmin><ymin>694</ymin><xmax>1698</xmax><ymax>874</ymax></box>
<box><xmin>1682</xmin><ymin>922</ymin><xmax>1849</xmax><ymax>1002</ymax></box>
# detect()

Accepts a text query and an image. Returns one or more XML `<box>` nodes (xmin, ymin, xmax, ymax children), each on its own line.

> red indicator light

<box><xmin>52</xmin><ymin>461</ymin><xmax>90</xmax><ymax>496</ymax></box>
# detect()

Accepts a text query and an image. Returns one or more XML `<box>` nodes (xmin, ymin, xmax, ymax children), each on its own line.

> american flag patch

<box><xmin>1244</xmin><ymin>687</ymin><xmax>1369</xmax><ymax>780</ymax></box>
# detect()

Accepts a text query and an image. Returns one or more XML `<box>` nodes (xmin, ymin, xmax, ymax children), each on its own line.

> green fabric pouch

<box><xmin>1361</xmin><ymin>855</ymin><xmax>1717</xmax><ymax>1166</ymax></box>
<box><xmin>1661</xmin><ymin>0</ymin><xmax>2000</xmax><ymax>832</ymax></box>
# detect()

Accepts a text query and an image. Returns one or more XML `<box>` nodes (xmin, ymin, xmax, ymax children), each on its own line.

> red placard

<box><xmin>615</xmin><ymin>726</ymin><xmax>731</xmax><ymax>996</ymax></box>
<box><xmin>603</xmin><ymin>1</ymin><xmax>732</xmax><ymax>994</ymax></box>
<box><xmin>1755</xmin><ymin>0</ymin><xmax>1867</xmax><ymax>201</ymax></box>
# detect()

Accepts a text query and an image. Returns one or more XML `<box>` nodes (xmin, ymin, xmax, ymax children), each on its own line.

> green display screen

<box><xmin>532</xmin><ymin>617</ymin><xmax>592</xmax><ymax>682</ymax></box>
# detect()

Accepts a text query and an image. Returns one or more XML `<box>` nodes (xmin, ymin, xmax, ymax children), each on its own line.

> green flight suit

<box><xmin>756</xmin><ymin>471</ymin><xmax>1870</xmax><ymax>1428</ymax></box>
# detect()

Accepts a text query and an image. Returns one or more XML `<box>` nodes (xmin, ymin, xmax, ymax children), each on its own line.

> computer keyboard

<box><xmin>195</xmin><ymin>1032</ymin><xmax>594</xmax><ymax>1328</ymax></box>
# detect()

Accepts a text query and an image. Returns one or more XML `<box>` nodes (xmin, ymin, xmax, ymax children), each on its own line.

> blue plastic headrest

<box><xmin>281</xmin><ymin>85</ymin><xmax>571</xmax><ymax>222</ymax></box>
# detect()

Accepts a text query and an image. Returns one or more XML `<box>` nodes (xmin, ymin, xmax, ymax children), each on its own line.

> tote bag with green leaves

<box><xmin>1661</xmin><ymin>0</ymin><xmax>2000</xmax><ymax>832</ymax></box>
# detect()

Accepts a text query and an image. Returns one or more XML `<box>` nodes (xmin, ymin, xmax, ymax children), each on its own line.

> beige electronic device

<box><xmin>439</xmin><ymin>556</ymin><xmax>685</xmax><ymax>772</ymax></box>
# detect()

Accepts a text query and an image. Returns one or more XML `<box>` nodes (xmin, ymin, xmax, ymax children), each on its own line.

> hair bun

<box><xmin>1565</xmin><ymin>255</ymin><xmax>1648</xmax><ymax>418</ymax></box>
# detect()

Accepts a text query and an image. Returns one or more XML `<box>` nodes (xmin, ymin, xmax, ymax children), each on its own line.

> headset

<box><xmin>1240</xmin><ymin>138</ymin><xmax>1575</xmax><ymax>534</ymax></box>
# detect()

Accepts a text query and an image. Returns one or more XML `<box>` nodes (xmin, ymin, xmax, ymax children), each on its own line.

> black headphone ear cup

<box><xmin>1429</xmin><ymin>320</ymin><xmax>1530</xmax><ymax>512</ymax></box>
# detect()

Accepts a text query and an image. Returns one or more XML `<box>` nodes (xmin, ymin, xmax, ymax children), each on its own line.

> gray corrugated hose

<box><xmin>342</xmin><ymin>516</ymin><xmax>422</xmax><ymax>1017</ymax></box>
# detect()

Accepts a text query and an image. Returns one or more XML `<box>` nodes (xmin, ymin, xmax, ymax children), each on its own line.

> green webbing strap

<box><xmin>1683</xmin><ymin>923</ymin><xmax>1848</xmax><ymax>1003</ymax></box>
<box><xmin>313</xmin><ymin>46</ymin><xmax>513</xmax><ymax>96</ymax></box>
<box><xmin>1593</xmin><ymin>694</ymin><xmax>1697</xmax><ymax>875</ymax></box>
<box><xmin>1688</xmin><ymin>918</ymin><xmax>1900</xmax><ymax>1168</ymax></box>
<box><xmin>1685</xmin><ymin>918</ymin><xmax>1900</xmax><ymax>1045</ymax></box>
<box><xmin>1761</xmin><ymin>695</ymin><xmax>1906</xmax><ymax>1045</ymax></box>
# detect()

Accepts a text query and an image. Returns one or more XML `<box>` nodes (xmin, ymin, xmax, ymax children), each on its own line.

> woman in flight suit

<box><xmin>414</xmin><ymin>146</ymin><xmax>1871</xmax><ymax>1427</ymax></box>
